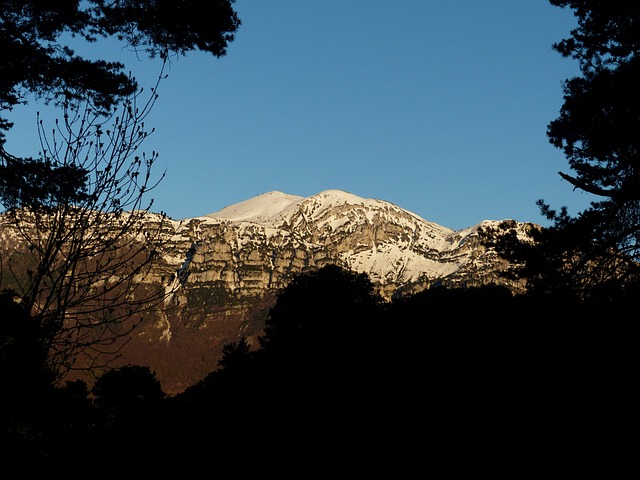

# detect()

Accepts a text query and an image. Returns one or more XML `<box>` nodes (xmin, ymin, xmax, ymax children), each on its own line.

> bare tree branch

<box><xmin>0</xmin><ymin>68</ymin><xmax>176</xmax><ymax>383</ymax></box>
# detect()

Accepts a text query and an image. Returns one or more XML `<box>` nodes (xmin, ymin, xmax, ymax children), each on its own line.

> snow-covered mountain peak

<box><xmin>208</xmin><ymin>189</ymin><xmax>376</xmax><ymax>221</ymax></box>
<box><xmin>309</xmin><ymin>189</ymin><xmax>373</xmax><ymax>206</ymax></box>
<box><xmin>203</xmin><ymin>189</ymin><xmax>458</xmax><ymax>248</ymax></box>
<box><xmin>299</xmin><ymin>190</ymin><xmax>449</xmax><ymax>231</ymax></box>
<box><xmin>206</xmin><ymin>191</ymin><xmax>304</xmax><ymax>224</ymax></box>
<box><xmin>303</xmin><ymin>189</ymin><xmax>407</xmax><ymax>212</ymax></box>
<box><xmin>206</xmin><ymin>189</ymin><xmax>408</xmax><ymax>227</ymax></box>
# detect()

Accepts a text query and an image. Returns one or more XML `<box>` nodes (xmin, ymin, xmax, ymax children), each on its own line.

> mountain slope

<box><xmin>0</xmin><ymin>189</ymin><xmax>536</xmax><ymax>394</ymax></box>
<box><xmin>184</xmin><ymin>189</ymin><xmax>530</xmax><ymax>297</ymax></box>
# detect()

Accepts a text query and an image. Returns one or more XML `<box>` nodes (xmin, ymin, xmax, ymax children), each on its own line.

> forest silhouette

<box><xmin>1</xmin><ymin>264</ymin><xmax>632</xmax><ymax>473</ymax></box>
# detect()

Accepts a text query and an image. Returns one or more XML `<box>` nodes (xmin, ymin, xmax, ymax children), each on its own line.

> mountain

<box><xmin>0</xmin><ymin>189</ymin><xmax>537</xmax><ymax>394</ymax></box>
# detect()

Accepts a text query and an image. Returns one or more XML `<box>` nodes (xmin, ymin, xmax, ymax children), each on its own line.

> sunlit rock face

<box><xmin>158</xmin><ymin>190</ymin><xmax>531</xmax><ymax>301</ymax></box>
<box><xmin>0</xmin><ymin>190</ymin><xmax>536</xmax><ymax>394</ymax></box>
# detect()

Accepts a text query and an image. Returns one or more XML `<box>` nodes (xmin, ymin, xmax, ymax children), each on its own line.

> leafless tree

<box><xmin>0</xmin><ymin>72</ymin><xmax>173</xmax><ymax>383</ymax></box>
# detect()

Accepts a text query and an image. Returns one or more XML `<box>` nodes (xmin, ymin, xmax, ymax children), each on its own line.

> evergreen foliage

<box><xmin>0</xmin><ymin>0</ymin><xmax>240</xmax><ymax>149</ymax></box>
<box><xmin>503</xmin><ymin>1</ymin><xmax>640</xmax><ymax>297</ymax></box>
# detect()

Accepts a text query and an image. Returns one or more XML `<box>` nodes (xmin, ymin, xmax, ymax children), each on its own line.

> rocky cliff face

<box><xmin>156</xmin><ymin>190</ymin><xmax>533</xmax><ymax>300</ymax></box>
<box><xmin>0</xmin><ymin>190</ymin><xmax>537</xmax><ymax>394</ymax></box>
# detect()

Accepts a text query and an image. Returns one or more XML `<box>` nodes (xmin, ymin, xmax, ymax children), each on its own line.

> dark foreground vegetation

<box><xmin>1</xmin><ymin>265</ymin><xmax>633</xmax><ymax>474</ymax></box>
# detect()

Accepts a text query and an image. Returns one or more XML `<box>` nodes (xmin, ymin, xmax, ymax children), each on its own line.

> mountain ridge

<box><xmin>0</xmin><ymin>189</ymin><xmax>537</xmax><ymax>394</ymax></box>
<box><xmin>176</xmin><ymin>189</ymin><xmax>529</xmax><ymax>294</ymax></box>
<box><xmin>205</xmin><ymin>189</ymin><xmax>456</xmax><ymax>231</ymax></box>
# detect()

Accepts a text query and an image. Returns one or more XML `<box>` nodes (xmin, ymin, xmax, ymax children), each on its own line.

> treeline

<box><xmin>1</xmin><ymin>265</ymin><xmax>630</xmax><ymax>474</ymax></box>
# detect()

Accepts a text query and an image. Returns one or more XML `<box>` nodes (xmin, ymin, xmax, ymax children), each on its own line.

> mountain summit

<box><xmin>206</xmin><ymin>190</ymin><xmax>305</xmax><ymax>224</ymax></box>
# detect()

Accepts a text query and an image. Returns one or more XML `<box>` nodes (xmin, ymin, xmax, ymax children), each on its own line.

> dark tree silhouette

<box><xmin>0</xmin><ymin>289</ymin><xmax>53</xmax><ymax>398</ymax></box>
<box><xmin>217</xmin><ymin>336</ymin><xmax>252</xmax><ymax>372</ymax></box>
<box><xmin>92</xmin><ymin>364</ymin><xmax>164</xmax><ymax>412</ymax></box>
<box><xmin>259</xmin><ymin>264</ymin><xmax>382</xmax><ymax>355</ymax></box>
<box><xmin>0</xmin><ymin>0</ymin><xmax>240</xmax><ymax>156</ymax></box>
<box><xmin>0</xmin><ymin>1</ymin><xmax>241</xmax><ymax>382</ymax></box>
<box><xmin>506</xmin><ymin>1</ymin><xmax>640</xmax><ymax>297</ymax></box>
<box><xmin>0</xmin><ymin>290</ymin><xmax>54</xmax><ymax>454</ymax></box>
<box><xmin>177</xmin><ymin>269</ymin><xmax>523</xmax><ymax>470</ymax></box>
<box><xmin>86</xmin><ymin>365</ymin><xmax>166</xmax><ymax>470</ymax></box>
<box><xmin>0</xmin><ymin>2</ymin><xmax>241</xmax><ymax>468</ymax></box>
<box><xmin>164</xmin><ymin>266</ymin><xmax>388</xmax><ymax>471</ymax></box>
<box><xmin>0</xmin><ymin>89</ymin><xmax>172</xmax><ymax>383</ymax></box>
<box><xmin>0</xmin><ymin>290</ymin><xmax>98</xmax><ymax>470</ymax></box>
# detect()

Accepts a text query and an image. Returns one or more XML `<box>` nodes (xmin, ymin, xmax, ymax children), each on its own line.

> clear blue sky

<box><xmin>5</xmin><ymin>0</ymin><xmax>596</xmax><ymax>231</ymax></box>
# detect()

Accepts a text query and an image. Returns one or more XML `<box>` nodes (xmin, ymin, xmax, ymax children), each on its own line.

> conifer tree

<box><xmin>499</xmin><ymin>1</ymin><xmax>640</xmax><ymax>297</ymax></box>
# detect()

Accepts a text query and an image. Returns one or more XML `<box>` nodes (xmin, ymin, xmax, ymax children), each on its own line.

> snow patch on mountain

<box><xmin>343</xmin><ymin>242</ymin><xmax>458</xmax><ymax>284</ymax></box>
<box><xmin>206</xmin><ymin>191</ymin><xmax>304</xmax><ymax>224</ymax></box>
